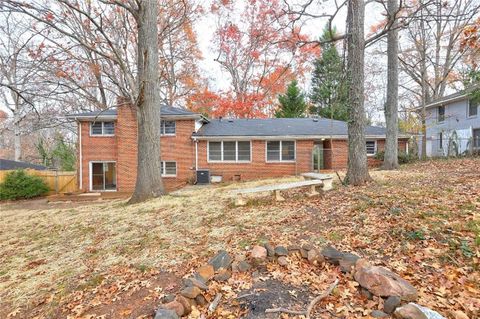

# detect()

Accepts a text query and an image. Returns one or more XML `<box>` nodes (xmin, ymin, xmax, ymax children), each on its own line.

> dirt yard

<box><xmin>1</xmin><ymin>158</ymin><xmax>479</xmax><ymax>319</ymax></box>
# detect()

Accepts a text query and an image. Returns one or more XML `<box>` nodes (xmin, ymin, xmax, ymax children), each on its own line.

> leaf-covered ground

<box><xmin>0</xmin><ymin>158</ymin><xmax>478</xmax><ymax>319</ymax></box>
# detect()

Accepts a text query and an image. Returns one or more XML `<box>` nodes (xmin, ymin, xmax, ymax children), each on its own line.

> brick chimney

<box><xmin>116</xmin><ymin>99</ymin><xmax>138</xmax><ymax>192</ymax></box>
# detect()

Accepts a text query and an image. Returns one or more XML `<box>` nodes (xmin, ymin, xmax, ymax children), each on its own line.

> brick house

<box><xmin>68</xmin><ymin>105</ymin><xmax>410</xmax><ymax>192</ymax></box>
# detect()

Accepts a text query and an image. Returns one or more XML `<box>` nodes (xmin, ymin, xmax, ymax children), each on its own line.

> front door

<box><xmin>312</xmin><ymin>144</ymin><xmax>324</xmax><ymax>171</ymax></box>
<box><xmin>91</xmin><ymin>162</ymin><xmax>116</xmax><ymax>191</ymax></box>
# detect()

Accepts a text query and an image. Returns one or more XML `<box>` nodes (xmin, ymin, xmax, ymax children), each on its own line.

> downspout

<box><xmin>79</xmin><ymin>121</ymin><xmax>83</xmax><ymax>190</ymax></box>
<box><xmin>194</xmin><ymin>138</ymin><xmax>198</xmax><ymax>170</ymax></box>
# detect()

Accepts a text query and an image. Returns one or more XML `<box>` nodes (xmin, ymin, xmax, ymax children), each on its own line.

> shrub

<box><xmin>0</xmin><ymin>170</ymin><xmax>49</xmax><ymax>201</ymax></box>
<box><xmin>375</xmin><ymin>150</ymin><xmax>416</xmax><ymax>164</ymax></box>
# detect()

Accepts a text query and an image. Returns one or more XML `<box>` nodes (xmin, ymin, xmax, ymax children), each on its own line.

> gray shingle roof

<box><xmin>0</xmin><ymin>159</ymin><xmax>47</xmax><ymax>170</ymax></box>
<box><xmin>67</xmin><ymin>106</ymin><xmax>198</xmax><ymax>118</ymax></box>
<box><xmin>424</xmin><ymin>84</ymin><xmax>480</xmax><ymax>109</ymax></box>
<box><xmin>195</xmin><ymin>118</ymin><xmax>387</xmax><ymax>137</ymax></box>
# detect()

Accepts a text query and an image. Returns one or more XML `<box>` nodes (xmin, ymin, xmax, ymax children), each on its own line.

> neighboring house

<box><xmin>0</xmin><ymin>159</ymin><xmax>47</xmax><ymax>170</ymax></box>
<box><xmin>424</xmin><ymin>88</ymin><xmax>480</xmax><ymax>157</ymax></box>
<box><xmin>67</xmin><ymin>105</ymin><xmax>409</xmax><ymax>192</ymax></box>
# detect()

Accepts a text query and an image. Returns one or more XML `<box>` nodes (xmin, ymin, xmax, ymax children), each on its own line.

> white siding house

<box><xmin>424</xmin><ymin>89</ymin><xmax>480</xmax><ymax>157</ymax></box>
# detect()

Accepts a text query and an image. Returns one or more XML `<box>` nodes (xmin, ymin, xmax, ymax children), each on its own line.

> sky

<box><xmin>194</xmin><ymin>0</ymin><xmax>391</xmax><ymax>124</ymax></box>
<box><xmin>0</xmin><ymin>1</ymin><xmax>391</xmax><ymax>124</ymax></box>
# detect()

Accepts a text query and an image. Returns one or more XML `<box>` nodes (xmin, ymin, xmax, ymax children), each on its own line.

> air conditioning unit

<box><xmin>196</xmin><ymin>169</ymin><xmax>210</xmax><ymax>184</ymax></box>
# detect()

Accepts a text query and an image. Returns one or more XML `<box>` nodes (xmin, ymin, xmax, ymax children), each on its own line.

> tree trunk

<box><xmin>345</xmin><ymin>0</ymin><xmax>371</xmax><ymax>185</ymax></box>
<box><xmin>129</xmin><ymin>0</ymin><xmax>165</xmax><ymax>203</ymax></box>
<box><xmin>382</xmin><ymin>0</ymin><xmax>399</xmax><ymax>170</ymax></box>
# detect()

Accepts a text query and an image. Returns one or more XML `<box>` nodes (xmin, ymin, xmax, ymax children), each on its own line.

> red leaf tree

<box><xmin>189</xmin><ymin>0</ymin><xmax>319</xmax><ymax>118</ymax></box>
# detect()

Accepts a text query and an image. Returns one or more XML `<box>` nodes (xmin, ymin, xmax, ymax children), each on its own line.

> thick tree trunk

<box><xmin>345</xmin><ymin>0</ymin><xmax>371</xmax><ymax>185</ymax></box>
<box><xmin>129</xmin><ymin>0</ymin><xmax>165</xmax><ymax>203</ymax></box>
<box><xmin>382</xmin><ymin>0</ymin><xmax>399</xmax><ymax>170</ymax></box>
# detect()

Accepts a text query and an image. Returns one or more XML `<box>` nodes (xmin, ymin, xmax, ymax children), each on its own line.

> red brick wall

<box><xmin>161</xmin><ymin>120</ymin><xmax>197</xmax><ymax>190</ymax></box>
<box><xmin>79</xmin><ymin>106</ymin><xmax>197</xmax><ymax>192</ymax></box>
<box><xmin>196</xmin><ymin>140</ymin><xmax>314</xmax><ymax>181</ymax></box>
<box><xmin>321</xmin><ymin>139</ymin><xmax>409</xmax><ymax>170</ymax></box>
<box><xmin>79</xmin><ymin>107</ymin><xmax>411</xmax><ymax>190</ymax></box>
<box><xmin>116</xmin><ymin>106</ymin><xmax>138</xmax><ymax>192</ymax></box>
<box><xmin>79</xmin><ymin>121</ymin><xmax>117</xmax><ymax>191</ymax></box>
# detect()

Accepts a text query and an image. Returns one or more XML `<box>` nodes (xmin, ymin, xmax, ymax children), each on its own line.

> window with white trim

<box><xmin>208</xmin><ymin>141</ymin><xmax>251</xmax><ymax>162</ymax></box>
<box><xmin>366</xmin><ymin>141</ymin><xmax>376</xmax><ymax>155</ymax></box>
<box><xmin>266</xmin><ymin>141</ymin><xmax>295</xmax><ymax>161</ymax></box>
<box><xmin>468</xmin><ymin>99</ymin><xmax>478</xmax><ymax>118</ymax></box>
<box><xmin>90</xmin><ymin>121</ymin><xmax>115</xmax><ymax>136</ymax></box>
<box><xmin>161</xmin><ymin>161</ymin><xmax>177</xmax><ymax>176</ymax></box>
<box><xmin>161</xmin><ymin>120</ymin><xmax>176</xmax><ymax>135</ymax></box>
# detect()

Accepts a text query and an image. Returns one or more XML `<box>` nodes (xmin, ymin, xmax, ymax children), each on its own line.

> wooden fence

<box><xmin>0</xmin><ymin>169</ymin><xmax>78</xmax><ymax>194</ymax></box>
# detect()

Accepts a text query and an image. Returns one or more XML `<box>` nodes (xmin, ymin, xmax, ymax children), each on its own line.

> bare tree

<box><xmin>2</xmin><ymin>0</ymin><xmax>165</xmax><ymax>202</ymax></box>
<box><xmin>344</xmin><ymin>0</ymin><xmax>372</xmax><ymax>184</ymax></box>
<box><xmin>399</xmin><ymin>0</ymin><xmax>480</xmax><ymax>158</ymax></box>
<box><xmin>283</xmin><ymin>0</ymin><xmax>426</xmax><ymax>184</ymax></box>
<box><xmin>0</xmin><ymin>12</ymin><xmax>55</xmax><ymax>161</ymax></box>
<box><xmin>382</xmin><ymin>0</ymin><xmax>400</xmax><ymax>169</ymax></box>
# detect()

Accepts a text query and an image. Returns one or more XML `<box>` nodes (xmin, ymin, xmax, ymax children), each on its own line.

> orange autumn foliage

<box><xmin>190</xmin><ymin>0</ymin><xmax>319</xmax><ymax>118</ymax></box>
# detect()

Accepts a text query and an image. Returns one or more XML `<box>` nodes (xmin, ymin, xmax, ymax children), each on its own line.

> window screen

<box><xmin>267</xmin><ymin>141</ymin><xmax>280</xmax><ymax>161</ymax></box>
<box><xmin>163</xmin><ymin>162</ymin><xmax>176</xmax><ymax>176</ymax></box>
<box><xmin>237</xmin><ymin>141</ymin><xmax>251</xmax><ymax>161</ymax></box>
<box><xmin>91</xmin><ymin>122</ymin><xmax>103</xmax><ymax>135</ymax></box>
<box><xmin>438</xmin><ymin>106</ymin><xmax>445</xmax><ymax>122</ymax></box>
<box><xmin>282</xmin><ymin>141</ymin><xmax>295</xmax><ymax>160</ymax></box>
<box><xmin>162</xmin><ymin>120</ymin><xmax>176</xmax><ymax>134</ymax></box>
<box><xmin>208</xmin><ymin>142</ymin><xmax>222</xmax><ymax>161</ymax></box>
<box><xmin>366</xmin><ymin>141</ymin><xmax>376</xmax><ymax>155</ymax></box>
<box><xmin>223</xmin><ymin>141</ymin><xmax>236</xmax><ymax>161</ymax></box>
<box><xmin>469</xmin><ymin>100</ymin><xmax>478</xmax><ymax>117</ymax></box>
<box><xmin>103</xmin><ymin>122</ymin><xmax>114</xmax><ymax>135</ymax></box>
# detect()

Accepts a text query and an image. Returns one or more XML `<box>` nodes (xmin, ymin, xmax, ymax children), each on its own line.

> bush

<box><xmin>375</xmin><ymin>150</ymin><xmax>416</xmax><ymax>164</ymax></box>
<box><xmin>0</xmin><ymin>170</ymin><xmax>50</xmax><ymax>201</ymax></box>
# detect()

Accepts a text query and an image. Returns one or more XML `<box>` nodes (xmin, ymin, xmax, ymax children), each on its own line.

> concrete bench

<box><xmin>301</xmin><ymin>173</ymin><xmax>334</xmax><ymax>191</ymax></box>
<box><xmin>231</xmin><ymin>179</ymin><xmax>324</xmax><ymax>206</ymax></box>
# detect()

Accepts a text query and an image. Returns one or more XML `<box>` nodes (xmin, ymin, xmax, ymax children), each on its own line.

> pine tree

<box><xmin>275</xmin><ymin>80</ymin><xmax>307</xmax><ymax>118</ymax></box>
<box><xmin>310</xmin><ymin>26</ymin><xmax>348</xmax><ymax>121</ymax></box>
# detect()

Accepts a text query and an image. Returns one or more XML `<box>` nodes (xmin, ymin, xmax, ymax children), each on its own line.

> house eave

<box><xmin>192</xmin><ymin>134</ymin><xmax>411</xmax><ymax>140</ymax></box>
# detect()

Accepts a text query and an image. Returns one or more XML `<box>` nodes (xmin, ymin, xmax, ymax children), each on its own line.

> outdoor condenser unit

<box><xmin>196</xmin><ymin>169</ymin><xmax>210</xmax><ymax>184</ymax></box>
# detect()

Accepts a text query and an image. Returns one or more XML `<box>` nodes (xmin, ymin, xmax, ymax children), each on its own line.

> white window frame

<box><xmin>89</xmin><ymin>161</ymin><xmax>117</xmax><ymax>192</ymax></box>
<box><xmin>90</xmin><ymin>121</ymin><xmax>115</xmax><ymax>136</ymax></box>
<box><xmin>207</xmin><ymin>140</ymin><xmax>252</xmax><ymax>163</ymax></box>
<box><xmin>265</xmin><ymin>140</ymin><xmax>296</xmax><ymax>162</ymax></box>
<box><xmin>438</xmin><ymin>105</ymin><xmax>445</xmax><ymax>123</ymax></box>
<box><xmin>161</xmin><ymin>120</ymin><xmax>176</xmax><ymax>136</ymax></box>
<box><xmin>467</xmin><ymin>99</ymin><xmax>478</xmax><ymax>118</ymax></box>
<box><xmin>161</xmin><ymin>161</ymin><xmax>177</xmax><ymax>177</ymax></box>
<box><xmin>366</xmin><ymin>140</ymin><xmax>377</xmax><ymax>156</ymax></box>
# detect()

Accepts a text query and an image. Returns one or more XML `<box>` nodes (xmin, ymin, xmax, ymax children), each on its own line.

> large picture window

<box><xmin>161</xmin><ymin>161</ymin><xmax>177</xmax><ymax>176</ymax></box>
<box><xmin>90</xmin><ymin>121</ymin><xmax>115</xmax><ymax>136</ymax></box>
<box><xmin>161</xmin><ymin>120</ymin><xmax>176</xmax><ymax>135</ymax></box>
<box><xmin>208</xmin><ymin>141</ymin><xmax>251</xmax><ymax>162</ymax></box>
<box><xmin>266</xmin><ymin>141</ymin><xmax>295</xmax><ymax>161</ymax></box>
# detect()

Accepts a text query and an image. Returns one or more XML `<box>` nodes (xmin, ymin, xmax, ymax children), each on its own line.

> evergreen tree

<box><xmin>275</xmin><ymin>80</ymin><xmax>307</xmax><ymax>118</ymax></box>
<box><xmin>310</xmin><ymin>26</ymin><xmax>348</xmax><ymax>121</ymax></box>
